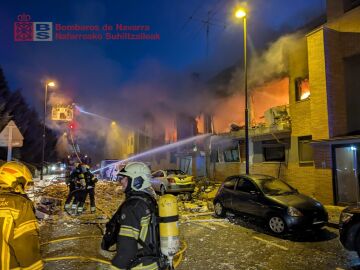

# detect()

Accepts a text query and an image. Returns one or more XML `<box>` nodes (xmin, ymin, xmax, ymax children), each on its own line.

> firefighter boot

<box><xmin>71</xmin><ymin>203</ymin><xmax>78</xmax><ymax>215</ymax></box>
<box><xmin>64</xmin><ymin>204</ymin><xmax>71</xmax><ymax>213</ymax></box>
<box><xmin>90</xmin><ymin>206</ymin><xmax>96</xmax><ymax>213</ymax></box>
<box><xmin>76</xmin><ymin>206</ymin><xmax>83</xmax><ymax>216</ymax></box>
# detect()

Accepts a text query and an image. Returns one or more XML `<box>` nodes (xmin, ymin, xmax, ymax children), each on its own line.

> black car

<box><xmin>339</xmin><ymin>205</ymin><xmax>360</xmax><ymax>256</ymax></box>
<box><xmin>214</xmin><ymin>174</ymin><xmax>328</xmax><ymax>234</ymax></box>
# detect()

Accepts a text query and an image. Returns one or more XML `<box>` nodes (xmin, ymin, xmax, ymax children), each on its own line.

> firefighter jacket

<box><xmin>0</xmin><ymin>190</ymin><xmax>43</xmax><ymax>270</ymax></box>
<box><xmin>84</xmin><ymin>171</ymin><xmax>97</xmax><ymax>189</ymax></box>
<box><xmin>109</xmin><ymin>191</ymin><xmax>159</xmax><ymax>270</ymax></box>
<box><xmin>70</xmin><ymin>168</ymin><xmax>86</xmax><ymax>189</ymax></box>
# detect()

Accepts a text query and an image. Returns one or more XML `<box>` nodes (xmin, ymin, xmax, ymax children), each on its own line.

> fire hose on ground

<box><xmin>41</xmin><ymin>236</ymin><xmax>187</xmax><ymax>268</ymax></box>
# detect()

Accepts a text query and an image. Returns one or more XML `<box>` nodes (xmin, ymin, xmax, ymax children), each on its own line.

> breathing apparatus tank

<box><xmin>158</xmin><ymin>194</ymin><xmax>180</xmax><ymax>267</ymax></box>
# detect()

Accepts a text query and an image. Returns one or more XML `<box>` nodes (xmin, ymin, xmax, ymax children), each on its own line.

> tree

<box><xmin>0</xmin><ymin>67</ymin><xmax>59</xmax><ymax>164</ymax></box>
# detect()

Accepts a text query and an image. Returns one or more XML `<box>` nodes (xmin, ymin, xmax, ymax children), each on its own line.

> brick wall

<box><xmin>211</xmin><ymin>160</ymin><xmax>334</xmax><ymax>204</ymax></box>
<box><xmin>326</xmin><ymin>0</ymin><xmax>345</xmax><ymax>21</ymax></box>
<box><xmin>313</xmin><ymin>144</ymin><xmax>333</xmax><ymax>169</ymax></box>
<box><xmin>327</xmin><ymin>5</ymin><xmax>360</xmax><ymax>32</ymax></box>
<box><xmin>307</xmin><ymin>28</ymin><xmax>330</xmax><ymax>140</ymax></box>
<box><xmin>324</xmin><ymin>29</ymin><xmax>348</xmax><ymax>137</ymax></box>
<box><xmin>290</xmin><ymin>100</ymin><xmax>312</xmax><ymax>136</ymax></box>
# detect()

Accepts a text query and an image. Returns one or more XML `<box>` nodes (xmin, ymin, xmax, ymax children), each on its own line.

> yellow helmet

<box><xmin>0</xmin><ymin>161</ymin><xmax>33</xmax><ymax>190</ymax></box>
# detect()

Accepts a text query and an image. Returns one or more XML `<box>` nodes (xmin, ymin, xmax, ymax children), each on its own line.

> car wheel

<box><xmin>268</xmin><ymin>216</ymin><xmax>287</xmax><ymax>234</ymax></box>
<box><xmin>160</xmin><ymin>185</ymin><xmax>166</xmax><ymax>196</ymax></box>
<box><xmin>214</xmin><ymin>201</ymin><xmax>226</xmax><ymax>217</ymax></box>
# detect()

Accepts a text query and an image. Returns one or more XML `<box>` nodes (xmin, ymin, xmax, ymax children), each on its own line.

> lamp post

<box><xmin>235</xmin><ymin>8</ymin><xmax>249</xmax><ymax>175</ymax></box>
<box><xmin>41</xmin><ymin>81</ymin><xmax>56</xmax><ymax>182</ymax></box>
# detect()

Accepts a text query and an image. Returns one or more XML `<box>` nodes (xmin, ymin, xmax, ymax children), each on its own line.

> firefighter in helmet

<box><xmin>101</xmin><ymin>162</ymin><xmax>159</xmax><ymax>270</ymax></box>
<box><xmin>70</xmin><ymin>163</ymin><xmax>88</xmax><ymax>215</ymax></box>
<box><xmin>80</xmin><ymin>165</ymin><xmax>98</xmax><ymax>214</ymax></box>
<box><xmin>0</xmin><ymin>161</ymin><xmax>43</xmax><ymax>270</ymax></box>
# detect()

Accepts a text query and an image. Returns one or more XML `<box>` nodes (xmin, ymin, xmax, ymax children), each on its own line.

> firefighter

<box><xmin>64</xmin><ymin>166</ymin><xmax>76</xmax><ymax>212</ymax></box>
<box><xmin>83</xmin><ymin>167</ymin><xmax>98</xmax><ymax>213</ymax></box>
<box><xmin>101</xmin><ymin>162</ymin><xmax>160</xmax><ymax>270</ymax></box>
<box><xmin>0</xmin><ymin>161</ymin><xmax>43</xmax><ymax>270</ymax></box>
<box><xmin>69</xmin><ymin>163</ymin><xmax>87</xmax><ymax>215</ymax></box>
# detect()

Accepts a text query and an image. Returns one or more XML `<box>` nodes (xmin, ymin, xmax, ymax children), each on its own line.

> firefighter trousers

<box><xmin>65</xmin><ymin>184</ymin><xmax>77</xmax><ymax>205</ymax></box>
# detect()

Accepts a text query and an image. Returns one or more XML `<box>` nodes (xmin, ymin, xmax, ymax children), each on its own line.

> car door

<box><xmin>151</xmin><ymin>170</ymin><xmax>165</xmax><ymax>191</ymax></box>
<box><xmin>220</xmin><ymin>177</ymin><xmax>238</xmax><ymax>209</ymax></box>
<box><xmin>232</xmin><ymin>177</ymin><xmax>262</xmax><ymax>215</ymax></box>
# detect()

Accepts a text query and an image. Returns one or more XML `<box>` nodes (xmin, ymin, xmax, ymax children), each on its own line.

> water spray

<box><xmin>92</xmin><ymin>133</ymin><xmax>211</xmax><ymax>173</ymax></box>
<box><xmin>75</xmin><ymin>105</ymin><xmax>113</xmax><ymax>121</ymax></box>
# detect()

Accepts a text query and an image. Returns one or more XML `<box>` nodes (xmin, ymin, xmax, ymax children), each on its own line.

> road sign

<box><xmin>0</xmin><ymin>121</ymin><xmax>24</xmax><ymax>161</ymax></box>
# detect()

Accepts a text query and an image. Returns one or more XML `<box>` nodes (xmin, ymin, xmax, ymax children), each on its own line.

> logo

<box><xmin>14</xmin><ymin>13</ymin><xmax>52</xmax><ymax>42</ymax></box>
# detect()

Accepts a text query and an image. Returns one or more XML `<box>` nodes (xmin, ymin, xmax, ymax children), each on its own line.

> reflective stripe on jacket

<box><xmin>0</xmin><ymin>191</ymin><xmax>43</xmax><ymax>270</ymax></box>
<box><xmin>111</xmin><ymin>192</ymin><xmax>158</xmax><ymax>270</ymax></box>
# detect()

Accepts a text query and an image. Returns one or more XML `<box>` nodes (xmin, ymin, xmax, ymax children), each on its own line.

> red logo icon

<box><xmin>14</xmin><ymin>13</ymin><xmax>33</xmax><ymax>41</ymax></box>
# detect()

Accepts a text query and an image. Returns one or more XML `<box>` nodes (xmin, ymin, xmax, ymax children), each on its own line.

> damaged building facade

<box><xmin>210</xmin><ymin>0</ymin><xmax>360</xmax><ymax>205</ymax></box>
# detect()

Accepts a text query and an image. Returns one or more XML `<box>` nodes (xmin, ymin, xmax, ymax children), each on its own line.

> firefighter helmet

<box><xmin>118</xmin><ymin>162</ymin><xmax>151</xmax><ymax>191</ymax></box>
<box><xmin>0</xmin><ymin>161</ymin><xmax>33</xmax><ymax>190</ymax></box>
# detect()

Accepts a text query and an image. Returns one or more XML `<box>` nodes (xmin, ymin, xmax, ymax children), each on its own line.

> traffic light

<box><xmin>69</xmin><ymin>121</ymin><xmax>76</xmax><ymax>130</ymax></box>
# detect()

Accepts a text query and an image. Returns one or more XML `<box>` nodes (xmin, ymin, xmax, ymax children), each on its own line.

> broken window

<box><xmin>236</xmin><ymin>178</ymin><xmax>258</xmax><ymax>193</ymax></box>
<box><xmin>223</xmin><ymin>145</ymin><xmax>240</xmax><ymax>162</ymax></box>
<box><xmin>262</xmin><ymin>140</ymin><xmax>285</xmax><ymax>162</ymax></box>
<box><xmin>295</xmin><ymin>77</ymin><xmax>310</xmax><ymax>101</ymax></box>
<box><xmin>223</xmin><ymin>178</ymin><xmax>237</xmax><ymax>190</ymax></box>
<box><xmin>298</xmin><ymin>136</ymin><xmax>314</xmax><ymax>164</ymax></box>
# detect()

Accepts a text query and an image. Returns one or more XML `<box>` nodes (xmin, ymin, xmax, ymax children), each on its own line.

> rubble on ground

<box><xmin>35</xmin><ymin>181</ymin><xmax>125</xmax><ymax>220</ymax></box>
<box><xmin>177</xmin><ymin>178</ymin><xmax>220</xmax><ymax>215</ymax></box>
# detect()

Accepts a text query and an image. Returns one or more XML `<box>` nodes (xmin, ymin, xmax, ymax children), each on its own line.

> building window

<box><xmin>295</xmin><ymin>77</ymin><xmax>310</xmax><ymax>101</ymax></box>
<box><xmin>298</xmin><ymin>136</ymin><xmax>314</xmax><ymax>164</ymax></box>
<box><xmin>262</xmin><ymin>140</ymin><xmax>285</xmax><ymax>162</ymax></box>
<box><xmin>223</xmin><ymin>148</ymin><xmax>240</xmax><ymax>162</ymax></box>
<box><xmin>344</xmin><ymin>0</ymin><xmax>360</xmax><ymax>12</ymax></box>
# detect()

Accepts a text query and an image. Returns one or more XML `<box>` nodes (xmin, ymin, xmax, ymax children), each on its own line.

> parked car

<box><xmin>214</xmin><ymin>174</ymin><xmax>328</xmax><ymax>234</ymax></box>
<box><xmin>151</xmin><ymin>169</ymin><xmax>195</xmax><ymax>195</ymax></box>
<box><xmin>339</xmin><ymin>205</ymin><xmax>360</xmax><ymax>256</ymax></box>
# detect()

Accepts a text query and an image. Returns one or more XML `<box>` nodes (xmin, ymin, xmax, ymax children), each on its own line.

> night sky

<box><xmin>0</xmin><ymin>0</ymin><xmax>326</xmax><ymax>162</ymax></box>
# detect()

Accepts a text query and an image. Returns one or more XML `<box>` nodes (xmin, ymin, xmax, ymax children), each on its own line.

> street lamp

<box><xmin>235</xmin><ymin>8</ymin><xmax>250</xmax><ymax>175</ymax></box>
<box><xmin>41</xmin><ymin>80</ymin><xmax>56</xmax><ymax>182</ymax></box>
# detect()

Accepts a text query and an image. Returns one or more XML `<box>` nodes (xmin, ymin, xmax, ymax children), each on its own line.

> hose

<box><xmin>40</xmin><ymin>235</ymin><xmax>102</xmax><ymax>246</ymax></box>
<box><xmin>43</xmin><ymin>255</ymin><xmax>110</xmax><ymax>265</ymax></box>
<box><xmin>41</xmin><ymin>236</ymin><xmax>187</xmax><ymax>268</ymax></box>
<box><xmin>173</xmin><ymin>240</ymin><xmax>187</xmax><ymax>268</ymax></box>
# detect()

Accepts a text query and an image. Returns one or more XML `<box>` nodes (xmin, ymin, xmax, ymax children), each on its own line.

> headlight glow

<box><xmin>287</xmin><ymin>206</ymin><xmax>303</xmax><ymax>217</ymax></box>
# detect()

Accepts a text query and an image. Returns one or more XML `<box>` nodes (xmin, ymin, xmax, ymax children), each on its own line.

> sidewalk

<box><xmin>325</xmin><ymin>205</ymin><xmax>346</xmax><ymax>228</ymax></box>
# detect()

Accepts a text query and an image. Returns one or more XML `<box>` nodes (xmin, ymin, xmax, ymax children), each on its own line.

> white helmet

<box><xmin>118</xmin><ymin>162</ymin><xmax>151</xmax><ymax>191</ymax></box>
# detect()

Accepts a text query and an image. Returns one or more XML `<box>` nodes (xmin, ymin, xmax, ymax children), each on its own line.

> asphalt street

<box><xmin>177</xmin><ymin>213</ymin><xmax>357</xmax><ymax>270</ymax></box>
<box><xmin>40</xmin><ymin>210</ymin><xmax>359</xmax><ymax>270</ymax></box>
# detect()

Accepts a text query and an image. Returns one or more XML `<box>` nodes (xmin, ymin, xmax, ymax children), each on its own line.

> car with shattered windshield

<box><xmin>214</xmin><ymin>174</ymin><xmax>328</xmax><ymax>234</ymax></box>
<box><xmin>150</xmin><ymin>169</ymin><xmax>195</xmax><ymax>195</ymax></box>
